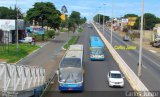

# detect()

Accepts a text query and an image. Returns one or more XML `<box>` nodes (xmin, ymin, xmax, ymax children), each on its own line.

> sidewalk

<box><xmin>17</xmin><ymin>32</ymin><xmax>73</xmax><ymax>81</ymax></box>
<box><xmin>106</xmin><ymin>26</ymin><xmax>160</xmax><ymax>57</ymax></box>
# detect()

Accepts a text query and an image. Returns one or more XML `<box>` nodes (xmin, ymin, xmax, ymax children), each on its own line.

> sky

<box><xmin>0</xmin><ymin>0</ymin><xmax>159</xmax><ymax>21</ymax></box>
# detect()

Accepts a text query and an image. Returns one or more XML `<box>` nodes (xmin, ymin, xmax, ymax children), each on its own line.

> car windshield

<box><xmin>60</xmin><ymin>58</ymin><xmax>81</xmax><ymax>68</ymax></box>
<box><xmin>111</xmin><ymin>73</ymin><xmax>122</xmax><ymax>78</ymax></box>
<box><xmin>91</xmin><ymin>47</ymin><xmax>103</xmax><ymax>55</ymax></box>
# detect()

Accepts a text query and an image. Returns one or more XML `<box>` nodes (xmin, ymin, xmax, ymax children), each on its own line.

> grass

<box><xmin>60</xmin><ymin>28</ymin><xmax>68</xmax><ymax>32</ymax></box>
<box><xmin>63</xmin><ymin>36</ymin><xmax>79</xmax><ymax>49</ymax></box>
<box><xmin>0</xmin><ymin>44</ymin><xmax>39</xmax><ymax>63</ymax></box>
<box><xmin>32</xmin><ymin>34</ymin><xmax>49</xmax><ymax>42</ymax></box>
<box><xmin>78</xmin><ymin>27</ymin><xmax>83</xmax><ymax>33</ymax></box>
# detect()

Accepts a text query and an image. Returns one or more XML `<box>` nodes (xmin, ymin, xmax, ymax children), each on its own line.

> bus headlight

<box><xmin>100</xmin><ymin>55</ymin><xmax>104</xmax><ymax>58</ymax></box>
<box><xmin>60</xmin><ymin>79</ymin><xmax>65</xmax><ymax>82</ymax></box>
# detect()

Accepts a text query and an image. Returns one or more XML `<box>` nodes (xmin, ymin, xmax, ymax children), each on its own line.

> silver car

<box><xmin>123</xmin><ymin>35</ymin><xmax>130</xmax><ymax>41</ymax></box>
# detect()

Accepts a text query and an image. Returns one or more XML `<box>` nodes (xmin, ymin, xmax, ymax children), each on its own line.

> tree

<box><xmin>80</xmin><ymin>17</ymin><xmax>87</xmax><ymax>24</ymax></box>
<box><xmin>93</xmin><ymin>14</ymin><xmax>110</xmax><ymax>24</ymax></box>
<box><xmin>26</xmin><ymin>2</ymin><xmax>61</xmax><ymax>29</ymax></box>
<box><xmin>143</xmin><ymin>13</ymin><xmax>160</xmax><ymax>30</ymax></box>
<box><xmin>133</xmin><ymin>13</ymin><xmax>160</xmax><ymax>30</ymax></box>
<box><xmin>0</xmin><ymin>6</ymin><xmax>23</xmax><ymax>19</ymax></box>
<box><xmin>69</xmin><ymin>11</ymin><xmax>81</xmax><ymax>26</ymax></box>
<box><xmin>123</xmin><ymin>14</ymin><xmax>138</xmax><ymax>18</ymax></box>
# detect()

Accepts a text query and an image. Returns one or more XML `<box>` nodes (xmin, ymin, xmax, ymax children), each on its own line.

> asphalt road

<box><xmin>97</xmin><ymin>24</ymin><xmax>160</xmax><ymax>91</ymax></box>
<box><xmin>45</xmin><ymin>24</ymin><xmax>134</xmax><ymax>97</ymax></box>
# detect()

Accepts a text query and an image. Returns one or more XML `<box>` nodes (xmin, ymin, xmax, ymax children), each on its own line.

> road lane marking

<box><xmin>93</xmin><ymin>23</ymin><xmax>150</xmax><ymax>93</ymax></box>
<box><xmin>105</xmin><ymin>26</ymin><xmax>160</xmax><ymax>68</ymax></box>
<box><xmin>149</xmin><ymin>50</ymin><xmax>157</xmax><ymax>53</ymax></box>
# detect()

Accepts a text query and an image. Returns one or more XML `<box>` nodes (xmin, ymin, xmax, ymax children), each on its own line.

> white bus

<box><xmin>57</xmin><ymin>44</ymin><xmax>84</xmax><ymax>91</ymax></box>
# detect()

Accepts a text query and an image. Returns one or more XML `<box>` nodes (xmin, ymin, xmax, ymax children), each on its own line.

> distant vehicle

<box><xmin>90</xmin><ymin>36</ymin><xmax>105</xmax><ymax>61</ymax></box>
<box><xmin>107</xmin><ymin>70</ymin><xmax>124</xmax><ymax>87</ymax></box>
<box><xmin>19</xmin><ymin>37</ymin><xmax>33</xmax><ymax>43</ymax></box>
<box><xmin>123</xmin><ymin>35</ymin><xmax>130</xmax><ymax>41</ymax></box>
<box><xmin>152</xmin><ymin>40</ymin><xmax>160</xmax><ymax>48</ymax></box>
<box><xmin>57</xmin><ymin>44</ymin><xmax>84</xmax><ymax>91</ymax></box>
<box><xmin>88</xmin><ymin>25</ymin><xmax>93</xmax><ymax>28</ymax></box>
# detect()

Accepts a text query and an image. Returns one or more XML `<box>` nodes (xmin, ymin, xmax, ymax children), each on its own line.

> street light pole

<box><xmin>16</xmin><ymin>0</ymin><xmax>19</xmax><ymax>52</ymax></box>
<box><xmin>103</xmin><ymin>3</ymin><xmax>107</xmax><ymax>34</ymax></box>
<box><xmin>138</xmin><ymin>0</ymin><xmax>144</xmax><ymax>78</ymax></box>
<box><xmin>99</xmin><ymin>14</ymin><xmax>100</xmax><ymax>24</ymax></box>
<box><xmin>98</xmin><ymin>7</ymin><xmax>101</xmax><ymax>25</ymax></box>
<box><xmin>111</xmin><ymin>0</ymin><xmax>114</xmax><ymax>45</ymax></box>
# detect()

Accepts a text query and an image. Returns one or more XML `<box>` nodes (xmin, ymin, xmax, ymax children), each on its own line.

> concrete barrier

<box><xmin>92</xmin><ymin>23</ymin><xmax>154</xmax><ymax>97</ymax></box>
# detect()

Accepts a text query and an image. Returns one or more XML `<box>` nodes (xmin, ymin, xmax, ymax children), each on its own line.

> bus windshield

<box><xmin>60</xmin><ymin>58</ymin><xmax>81</xmax><ymax>68</ymax></box>
<box><xmin>91</xmin><ymin>47</ymin><xmax>103</xmax><ymax>55</ymax></box>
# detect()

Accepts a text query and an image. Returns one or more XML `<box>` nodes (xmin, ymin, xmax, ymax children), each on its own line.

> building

<box><xmin>0</xmin><ymin>19</ymin><xmax>26</xmax><ymax>43</ymax></box>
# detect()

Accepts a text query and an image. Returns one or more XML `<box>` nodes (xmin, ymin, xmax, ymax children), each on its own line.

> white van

<box><xmin>19</xmin><ymin>37</ymin><xmax>33</xmax><ymax>43</ymax></box>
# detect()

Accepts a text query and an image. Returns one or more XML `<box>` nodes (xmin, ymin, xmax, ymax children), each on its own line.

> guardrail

<box><xmin>92</xmin><ymin>23</ymin><xmax>154</xmax><ymax>97</ymax></box>
<box><xmin>40</xmin><ymin>73</ymin><xmax>57</xmax><ymax>97</ymax></box>
<box><xmin>0</xmin><ymin>63</ymin><xmax>45</xmax><ymax>95</ymax></box>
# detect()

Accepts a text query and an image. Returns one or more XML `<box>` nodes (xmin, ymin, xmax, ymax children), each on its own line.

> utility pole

<box><xmin>16</xmin><ymin>0</ymin><xmax>19</xmax><ymax>52</ymax></box>
<box><xmin>103</xmin><ymin>14</ymin><xmax>105</xmax><ymax>34</ymax></box>
<box><xmin>103</xmin><ymin>3</ymin><xmax>107</xmax><ymax>34</ymax></box>
<box><xmin>98</xmin><ymin>7</ymin><xmax>101</xmax><ymax>25</ymax></box>
<box><xmin>99</xmin><ymin>14</ymin><xmax>100</xmax><ymax>24</ymax></box>
<box><xmin>111</xmin><ymin>0</ymin><xmax>114</xmax><ymax>45</ymax></box>
<box><xmin>138</xmin><ymin>0</ymin><xmax>144</xmax><ymax>78</ymax></box>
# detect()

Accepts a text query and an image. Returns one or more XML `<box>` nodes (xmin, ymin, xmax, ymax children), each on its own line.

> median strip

<box><xmin>92</xmin><ymin>23</ymin><xmax>153</xmax><ymax>97</ymax></box>
<box><xmin>63</xmin><ymin>36</ymin><xmax>79</xmax><ymax>50</ymax></box>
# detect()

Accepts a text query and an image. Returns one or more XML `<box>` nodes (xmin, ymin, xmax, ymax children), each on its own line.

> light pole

<box><xmin>103</xmin><ymin>3</ymin><xmax>107</xmax><ymax>34</ymax></box>
<box><xmin>98</xmin><ymin>7</ymin><xmax>101</xmax><ymax>25</ymax></box>
<box><xmin>138</xmin><ymin>0</ymin><xmax>144</xmax><ymax>78</ymax></box>
<box><xmin>103</xmin><ymin>14</ymin><xmax>105</xmax><ymax>34</ymax></box>
<box><xmin>111</xmin><ymin>0</ymin><xmax>114</xmax><ymax>45</ymax></box>
<box><xmin>16</xmin><ymin>0</ymin><xmax>19</xmax><ymax>52</ymax></box>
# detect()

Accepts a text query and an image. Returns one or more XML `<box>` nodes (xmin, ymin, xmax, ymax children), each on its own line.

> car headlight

<box><xmin>109</xmin><ymin>81</ymin><xmax>115</xmax><ymax>83</ymax></box>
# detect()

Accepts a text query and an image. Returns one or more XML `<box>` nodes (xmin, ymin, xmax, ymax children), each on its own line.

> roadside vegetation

<box><xmin>63</xmin><ymin>36</ymin><xmax>79</xmax><ymax>49</ymax></box>
<box><xmin>78</xmin><ymin>27</ymin><xmax>83</xmax><ymax>33</ymax></box>
<box><xmin>0</xmin><ymin>44</ymin><xmax>39</xmax><ymax>63</ymax></box>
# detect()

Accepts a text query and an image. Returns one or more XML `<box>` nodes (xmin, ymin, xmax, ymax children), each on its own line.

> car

<box><xmin>19</xmin><ymin>37</ymin><xmax>34</xmax><ymax>43</ymax></box>
<box><xmin>88</xmin><ymin>25</ymin><xmax>93</xmax><ymax>28</ymax></box>
<box><xmin>123</xmin><ymin>35</ymin><xmax>130</xmax><ymax>41</ymax></box>
<box><xmin>107</xmin><ymin>70</ymin><xmax>124</xmax><ymax>87</ymax></box>
<box><xmin>152</xmin><ymin>41</ymin><xmax>160</xmax><ymax>48</ymax></box>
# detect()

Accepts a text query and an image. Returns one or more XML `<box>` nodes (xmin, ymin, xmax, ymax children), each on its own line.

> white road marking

<box><xmin>127</xmin><ymin>52</ymin><xmax>132</xmax><ymax>56</ymax></box>
<box><xmin>104</xmin><ymin>27</ymin><xmax>160</xmax><ymax>69</ymax></box>
<box><xmin>149</xmin><ymin>50</ymin><xmax>157</xmax><ymax>53</ymax></box>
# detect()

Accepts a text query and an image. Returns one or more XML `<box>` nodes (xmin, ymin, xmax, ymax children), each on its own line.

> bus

<box><xmin>57</xmin><ymin>44</ymin><xmax>84</xmax><ymax>91</ymax></box>
<box><xmin>90</xmin><ymin>36</ymin><xmax>105</xmax><ymax>61</ymax></box>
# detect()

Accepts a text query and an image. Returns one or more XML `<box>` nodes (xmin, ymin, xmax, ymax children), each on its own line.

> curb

<box><xmin>15</xmin><ymin>42</ymin><xmax>50</xmax><ymax>64</ymax></box>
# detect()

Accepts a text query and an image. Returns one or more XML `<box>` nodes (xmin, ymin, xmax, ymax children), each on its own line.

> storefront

<box><xmin>0</xmin><ymin>19</ymin><xmax>26</xmax><ymax>43</ymax></box>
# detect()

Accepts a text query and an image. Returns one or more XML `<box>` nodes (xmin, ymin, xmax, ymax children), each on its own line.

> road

<box><xmin>17</xmin><ymin>32</ymin><xmax>72</xmax><ymax>81</ymax></box>
<box><xmin>97</xmin><ymin>24</ymin><xmax>160</xmax><ymax>91</ymax></box>
<box><xmin>45</xmin><ymin>24</ymin><xmax>134</xmax><ymax>97</ymax></box>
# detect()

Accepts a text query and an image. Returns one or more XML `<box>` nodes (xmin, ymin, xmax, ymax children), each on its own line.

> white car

<box><xmin>19</xmin><ymin>37</ymin><xmax>33</xmax><ymax>43</ymax></box>
<box><xmin>107</xmin><ymin>70</ymin><xmax>124</xmax><ymax>87</ymax></box>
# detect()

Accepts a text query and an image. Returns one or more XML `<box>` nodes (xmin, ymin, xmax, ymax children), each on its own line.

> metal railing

<box><xmin>0</xmin><ymin>63</ymin><xmax>45</xmax><ymax>93</ymax></box>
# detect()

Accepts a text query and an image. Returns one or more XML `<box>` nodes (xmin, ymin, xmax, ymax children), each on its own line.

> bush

<box><xmin>47</xmin><ymin>30</ymin><xmax>55</xmax><ymax>38</ymax></box>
